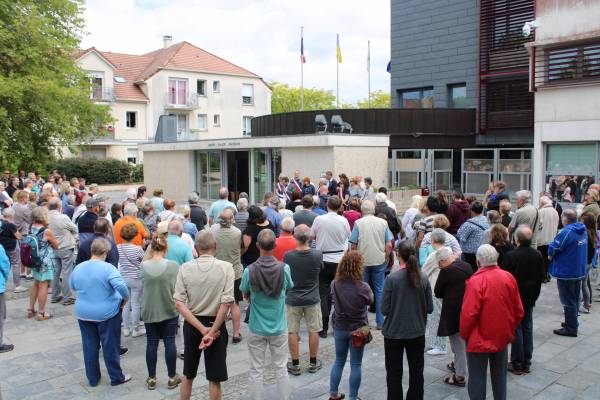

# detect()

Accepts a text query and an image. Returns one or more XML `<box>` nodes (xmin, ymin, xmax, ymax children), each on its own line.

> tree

<box><xmin>0</xmin><ymin>0</ymin><xmax>112</xmax><ymax>170</ymax></box>
<box><xmin>270</xmin><ymin>82</ymin><xmax>336</xmax><ymax>114</ymax></box>
<box><xmin>356</xmin><ymin>90</ymin><xmax>391</xmax><ymax>108</ymax></box>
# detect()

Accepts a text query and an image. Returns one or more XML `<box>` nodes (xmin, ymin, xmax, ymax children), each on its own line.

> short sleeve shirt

<box><xmin>311</xmin><ymin>212</ymin><xmax>351</xmax><ymax>263</ymax></box>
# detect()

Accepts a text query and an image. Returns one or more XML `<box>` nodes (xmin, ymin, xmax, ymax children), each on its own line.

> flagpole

<box><xmin>367</xmin><ymin>40</ymin><xmax>371</xmax><ymax>108</ymax></box>
<box><xmin>300</xmin><ymin>26</ymin><xmax>304</xmax><ymax>111</ymax></box>
<box><xmin>336</xmin><ymin>33</ymin><xmax>340</xmax><ymax>108</ymax></box>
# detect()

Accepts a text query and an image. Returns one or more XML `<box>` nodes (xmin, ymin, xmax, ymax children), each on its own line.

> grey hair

<box><xmin>67</xmin><ymin>194</ymin><xmax>75</xmax><ymax>205</ymax></box>
<box><xmin>2</xmin><ymin>207</ymin><xmax>15</xmax><ymax>218</ymax></box>
<box><xmin>123</xmin><ymin>203</ymin><xmax>138</xmax><ymax>216</ymax></box>
<box><xmin>486</xmin><ymin>210</ymin><xmax>501</xmax><ymax>225</ymax></box>
<box><xmin>257</xmin><ymin>229</ymin><xmax>276</xmax><ymax>251</ymax></box>
<box><xmin>280</xmin><ymin>217</ymin><xmax>295</xmax><ymax>233</ymax></box>
<box><xmin>540</xmin><ymin>196</ymin><xmax>553</xmax><ymax>207</ymax></box>
<box><xmin>237</xmin><ymin>197</ymin><xmax>248</xmax><ymax>211</ymax></box>
<box><xmin>188</xmin><ymin>192</ymin><xmax>199</xmax><ymax>204</ymax></box>
<box><xmin>90</xmin><ymin>238</ymin><xmax>110</xmax><ymax>257</ymax></box>
<box><xmin>218</xmin><ymin>187</ymin><xmax>229</xmax><ymax>200</ymax></box>
<box><xmin>435</xmin><ymin>247</ymin><xmax>453</xmax><ymax>263</ymax></box>
<box><xmin>430</xmin><ymin>228</ymin><xmax>447</xmax><ymax>245</ymax></box>
<box><xmin>177</xmin><ymin>204</ymin><xmax>191</xmax><ymax>218</ymax></box>
<box><xmin>312</xmin><ymin>195</ymin><xmax>320</xmax><ymax>206</ymax></box>
<box><xmin>293</xmin><ymin>224</ymin><xmax>311</xmax><ymax>244</ymax></box>
<box><xmin>562</xmin><ymin>208</ymin><xmax>577</xmax><ymax>225</ymax></box>
<box><xmin>167</xmin><ymin>219</ymin><xmax>183</xmax><ymax>235</ymax></box>
<box><xmin>476</xmin><ymin>244</ymin><xmax>499</xmax><ymax>268</ymax></box>
<box><xmin>515</xmin><ymin>190</ymin><xmax>532</xmax><ymax>203</ymax></box>
<box><xmin>195</xmin><ymin>229</ymin><xmax>216</xmax><ymax>253</ymax></box>
<box><xmin>375</xmin><ymin>192</ymin><xmax>387</xmax><ymax>204</ymax></box>
<box><xmin>361</xmin><ymin>200</ymin><xmax>375</xmax><ymax>215</ymax></box>
<box><xmin>31</xmin><ymin>207</ymin><xmax>49</xmax><ymax>224</ymax></box>
<box><xmin>218</xmin><ymin>208</ymin><xmax>234</xmax><ymax>228</ymax></box>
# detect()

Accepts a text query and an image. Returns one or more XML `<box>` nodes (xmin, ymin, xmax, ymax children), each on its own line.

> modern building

<box><xmin>529</xmin><ymin>0</ymin><xmax>600</xmax><ymax>203</ymax></box>
<box><xmin>74</xmin><ymin>36</ymin><xmax>271</xmax><ymax>163</ymax></box>
<box><xmin>390</xmin><ymin>0</ymin><xmax>536</xmax><ymax>196</ymax></box>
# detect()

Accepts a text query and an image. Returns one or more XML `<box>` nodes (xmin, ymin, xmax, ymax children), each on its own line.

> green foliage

<box><xmin>0</xmin><ymin>0</ymin><xmax>112</xmax><ymax>171</ymax></box>
<box><xmin>356</xmin><ymin>90</ymin><xmax>391</xmax><ymax>108</ymax></box>
<box><xmin>47</xmin><ymin>158</ymin><xmax>136</xmax><ymax>185</ymax></box>
<box><xmin>130</xmin><ymin>163</ymin><xmax>144</xmax><ymax>183</ymax></box>
<box><xmin>270</xmin><ymin>82</ymin><xmax>336</xmax><ymax>114</ymax></box>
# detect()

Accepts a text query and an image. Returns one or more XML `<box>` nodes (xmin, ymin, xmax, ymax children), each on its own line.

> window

<box><xmin>88</xmin><ymin>72</ymin><xmax>104</xmax><ymax>99</ymax></box>
<box><xmin>243</xmin><ymin>116</ymin><xmax>252</xmax><ymax>136</ymax></box>
<box><xmin>213</xmin><ymin>80</ymin><xmax>220</xmax><ymax>92</ymax></box>
<box><xmin>546</xmin><ymin>144</ymin><xmax>596</xmax><ymax>174</ymax></box>
<box><xmin>448</xmin><ymin>84</ymin><xmax>466</xmax><ymax>108</ymax></box>
<box><xmin>125</xmin><ymin>111</ymin><xmax>137</xmax><ymax>128</ymax></box>
<box><xmin>213</xmin><ymin>114</ymin><xmax>221</xmax><ymax>127</ymax></box>
<box><xmin>127</xmin><ymin>148</ymin><xmax>138</xmax><ymax>165</ymax></box>
<box><xmin>546</xmin><ymin>43</ymin><xmax>600</xmax><ymax>83</ymax></box>
<box><xmin>168</xmin><ymin>79</ymin><xmax>188</xmax><ymax>105</ymax></box>
<box><xmin>169</xmin><ymin>113</ymin><xmax>187</xmax><ymax>134</ymax></box>
<box><xmin>242</xmin><ymin>84</ymin><xmax>254</xmax><ymax>104</ymax></box>
<box><xmin>196</xmin><ymin>80</ymin><xmax>206</xmax><ymax>96</ymax></box>
<box><xmin>197</xmin><ymin>114</ymin><xmax>207</xmax><ymax>130</ymax></box>
<box><xmin>398</xmin><ymin>87</ymin><xmax>433</xmax><ymax>108</ymax></box>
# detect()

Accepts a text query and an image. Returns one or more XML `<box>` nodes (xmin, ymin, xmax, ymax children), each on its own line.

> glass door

<box><xmin>195</xmin><ymin>151</ymin><xmax>222</xmax><ymax>200</ymax></box>
<box><xmin>389</xmin><ymin>149</ymin><xmax>425</xmax><ymax>189</ymax></box>
<box><xmin>251</xmin><ymin>149</ymin><xmax>269</xmax><ymax>204</ymax></box>
<box><xmin>431</xmin><ymin>149</ymin><xmax>453</xmax><ymax>191</ymax></box>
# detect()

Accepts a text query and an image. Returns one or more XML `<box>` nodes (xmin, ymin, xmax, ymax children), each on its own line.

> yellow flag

<box><xmin>336</xmin><ymin>35</ymin><xmax>342</xmax><ymax>64</ymax></box>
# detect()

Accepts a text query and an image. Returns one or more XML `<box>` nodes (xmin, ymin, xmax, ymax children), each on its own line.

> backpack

<box><xmin>20</xmin><ymin>228</ymin><xmax>47</xmax><ymax>270</ymax></box>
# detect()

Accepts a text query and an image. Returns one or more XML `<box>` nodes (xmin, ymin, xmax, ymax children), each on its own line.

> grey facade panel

<box><xmin>391</xmin><ymin>0</ymin><xmax>478</xmax><ymax>109</ymax></box>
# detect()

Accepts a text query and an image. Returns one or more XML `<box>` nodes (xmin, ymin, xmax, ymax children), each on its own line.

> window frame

<box><xmin>242</xmin><ymin>83</ymin><xmax>254</xmax><ymax>105</ymax></box>
<box><xmin>447</xmin><ymin>83</ymin><xmax>467</xmax><ymax>108</ymax></box>
<box><xmin>196</xmin><ymin>79</ymin><xmax>207</xmax><ymax>96</ymax></box>
<box><xmin>213</xmin><ymin>114</ymin><xmax>221</xmax><ymax>127</ymax></box>
<box><xmin>242</xmin><ymin>116</ymin><xmax>253</xmax><ymax>136</ymax></box>
<box><xmin>168</xmin><ymin>78</ymin><xmax>189</xmax><ymax>105</ymax></box>
<box><xmin>212</xmin><ymin>80</ymin><xmax>221</xmax><ymax>93</ymax></box>
<box><xmin>197</xmin><ymin>113</ymin><xmax>208</xmax><ymax>131</ymax></box>
<box><xmin>125</xmin><ymin>111</ymin><xmax>137</xmax><ymax>129</ymax></box>
<box><xmin>398</xmin><ymin>87</ymin><xmax>434</xmax><ymax>108</ymax></box>
<box><xmin>544</xmin><ymin>42</ymin><xmax>600</xmax><ymax>84</ymax></box>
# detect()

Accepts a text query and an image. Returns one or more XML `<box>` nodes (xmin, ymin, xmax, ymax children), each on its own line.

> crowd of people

<box><xmin>0</xmin><ymin>169</ymin><xmax>599</xmax><ymax>400</ymax></box>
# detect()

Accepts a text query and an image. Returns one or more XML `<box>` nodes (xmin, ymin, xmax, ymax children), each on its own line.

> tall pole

<box><xmin>300</xmin><ymin>26</ymin><xmax>304</xmax><ymax>111</ymax></box>
<box><xmin>336</xmin><ymin>33</ymin><xmax>340</xmax><ymax>108</ymax></box>
<box><xmin>367</xmin><ymin>40</ymin><xmax>371</xmax><ymax>108</ymax></box>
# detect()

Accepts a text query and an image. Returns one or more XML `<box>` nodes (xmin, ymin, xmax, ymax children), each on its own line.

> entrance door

<box><xmin>430</xmin><ymin>149</ymin><xmax>453</xmax><ymax>191</ymax></box>
<box><xmin>227</xmin><ymin>151</ymin><xmax>249</xmax><ymax>202</ymax></box>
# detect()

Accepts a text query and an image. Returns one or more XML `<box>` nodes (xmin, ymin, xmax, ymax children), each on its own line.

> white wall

<box><xmin>77</xmin><ymin>52</ymin><xmax>115</xmax><ymax>86</ymax></box>
<box><xmin>111</xmin><ymin>101</ymin><xmax>148</xmax><ymax>140</ymax></box>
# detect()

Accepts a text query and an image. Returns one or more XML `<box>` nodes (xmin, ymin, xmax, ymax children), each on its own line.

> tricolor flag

<box><xmin>336</xmin><ymin>34</ymin><xmax>342</xmax><ymax>64</ymax></box>
<box><xmin>301</xmin><ymin>36</ymin><xmax>306</xmax><ymax>64</ymax></box>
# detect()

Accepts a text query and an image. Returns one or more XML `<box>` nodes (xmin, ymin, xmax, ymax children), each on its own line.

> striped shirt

<box><xmin>117</xmin><ymin>243</ymin><xmax>145</xmax><ymax>280</ymax></box>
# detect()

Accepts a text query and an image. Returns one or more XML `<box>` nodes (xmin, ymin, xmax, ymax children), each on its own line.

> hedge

<box><xmin>47</xmin><ymin>158</ymin><xmax>142</xmax><ymax>185</ymax></box>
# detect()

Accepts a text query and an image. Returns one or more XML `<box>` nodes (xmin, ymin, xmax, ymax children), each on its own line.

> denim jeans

<box><xmin>122</xmin><ymin>277</ymin><xmax>143</xmax><ymax>332</ymax></box>
<box><xmin>362</xmin><ymin>262</ymin><xmax>386</xmax><ymax>326</ymax></box>
<box><xmin>467</xmin><ymin>348</ymin><xmax>507</xmax><ymax>400</ymax></box>
<box><xmin>557</xmin><ymin>279</ymin><xmax>581</xmax><ymax>334</ymax></box>
<box><xmin>145</xmin><ymin>316</ymin><xmax>178</xmax><ymax>378</ymax></box>
<box><xmin>7</xmin><ymin>247</ymin><xmax>21</xmax><ymax>288</ymax></box>
<box><xmin>52</xmin><ymin>248</ymin><xmax>75</xmax><ymax>301</ymax></box>
<box><xmin>581</xmin><ymin>264</ymin><xmax>592</xmax><ymax>306</ymax></box>
<box><xmin>511</xmin><ymin>305</ymin><xmax>533</xmax><ymax>369</ymax></box>
<box><xmin>384</xmin><ymin>336</ymin><xmax>425</xmax><ymax>400</ymax></box>
<box><xmin>330</xmin><ymin>329</ymin><xmax>365</xmax><ymax>400</ymax></box>
<box><xmin>78</xmin><ymin>311</ymin><xmax>125</xmax><ymax>386</ymax></box>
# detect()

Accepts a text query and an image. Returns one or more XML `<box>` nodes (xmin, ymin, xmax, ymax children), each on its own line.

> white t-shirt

<box><xmin>311</xmin><ymin>211</ymin><xmax>351</xmax><ymax>263</ymax></box>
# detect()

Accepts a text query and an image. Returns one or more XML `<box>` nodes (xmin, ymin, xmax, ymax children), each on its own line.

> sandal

<box><xmin>27</xmin><ymin>308</ymin><xmax>37</xmax><ymax>318</ymax></box>
<box><xmin>444</xmin><ymin>374</ymin><xmax>466</xmax><ymax>387</ymax></box>
<box><xmin>329</xmin><ymin>394</ymin><xmax>345</xmax><ymax>400</ymax></box>
<box><xmin>446</xmin><ymin>362</ymin><xmax>455</xmax><ymax>373</ymax></box>
<box><xmin>36</xmin><ymin>312</ymin><xmax>53</xmax><ymax>321</ymax></box>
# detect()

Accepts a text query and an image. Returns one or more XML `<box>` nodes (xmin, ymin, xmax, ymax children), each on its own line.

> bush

<box><xmin>48</xmin><ymin>158</ymin><xmax>135</xmax><ymax>185</ymax></box>
<box><xmin>130</xmin><ymin>163</ymin><xmax>144</xmax><ymax>183</ymax></box>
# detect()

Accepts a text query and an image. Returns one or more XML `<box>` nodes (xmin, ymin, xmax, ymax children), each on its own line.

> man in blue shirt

<box><xmin>207</xmin><ymin>187</ymin><xmax>236</xmax><ymax>226</ymax></box>
<box><xmin>240</xmin><ymin>229</ymin><xmax>293</xmax><ymax>400</ymax></box>
<box><xmin>263</xmin><ymin>196</ymin><xmax>282</xmax><ymax>237</ymax></box>
<box><xmin>165</xmin><ymin>220</ymin><xmax>193</xmax><ymax>266</ymax></box>
<box><xmin>0</xmin><ymin>245</ymin><xmax>13</xmax><ymax>352</ymax></box>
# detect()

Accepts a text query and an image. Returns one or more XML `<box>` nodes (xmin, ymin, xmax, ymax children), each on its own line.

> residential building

<box><xmin>529</xmin><ymin>0</ymin><xmax>600</xmax><ymax>204</ymax></box>
<box><xmin>74</xmin><ymin>36</ymin><xmax>271</xmax><ymax>164</ymax></box>
<box><xmin>390</xmin><ymin>0</ymin><xmax>535</xmax><ymax>196</ymax></box>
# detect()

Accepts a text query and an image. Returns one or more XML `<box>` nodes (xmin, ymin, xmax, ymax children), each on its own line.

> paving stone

<box><xmin>532</xmin><ymin>383</ymin><xmax>578</xmax><ymax>400</ymax></box>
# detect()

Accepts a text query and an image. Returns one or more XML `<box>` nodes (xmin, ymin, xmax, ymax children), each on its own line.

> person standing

<box><xmin>460</xmin><ymin>245</ymin><xmax>524</xmax><ymax>400</ymax></box>
<box><xmin>114</xmin><ymin>204</ymin><xmax>148</xmax><ymax>247</ymax></box>
<box><xmin>0</xmin><ymin>246</ymin><xmax>14</xmax><ymax>352</ymax></box>
<box><xmin>415</xmin><ymin>196</ymin><xmax>439</xmax><ymax>250</ymax></box>
<box><xmin>234</xmin><ymin>198</ymin><xmax>249</xmax><ymax>232</ymax></box>
<box><xmin>434</xmin><ymin>248</ymin><xmax>473</xmax><ymax>387</ymax></box>
<box><xmin>548</xmin><ymin>209</ymin><xmax>588</xmax><ymax>337</ymax></box>
<box><xmin>263</xmin><ymin>196</ymin><xmax>283</xmax><ymax>237</ymax></box>
<box><xmin>508</xmin><ymin>190</ymin><xmax>541</xmax><ymax>247</ymax></box>
<box><xmin>141</xmin><ymin>234</ymin><xmax>181</xmax><ymax>390</ymax></box>
<box><xmin>76</xmin><ymin>197</ymin><xmax>100</xmax><ymax>244</ymax></box>
<box><xmin>382</xmin><ymin>242</ymin><xmax>433</xmax><ymax>399</ymax></box>
<box><xmin>537</xmin><ymin>196</ymin><xmax>560</xmax><ymax>282</ymax></box>
<box><xmin>325</xmin><ymin>171</ymin><xmax>338</xmax><ymax>196</ymax></box>
<box><xmin>48</xmin><ymin>197</ymin><xmax>78</xmax><ymax>306</ymax></box>
<box><xmin>165</xmin><ymin>220</ymin><xmax>193</xmax><ymax>266</ymax></box>
<box><xmin>273</xmin><ymin>218</ymin><xmax>296</xmax><ymax>261</ymax></box>
<box><xmin>579</xmin><ymin>213</ymin><xmax>598</xmax><ymax>314</ymax></box>
<box><xmin>311</xmin><ymin>196</ymin><xmax>351</xmax><ymax>338</ymax></box>
<box><xmin>188</xmin><ymin>192</ymin><xmax>207</xmax><ymax>231</ymax></box>
<box><xmin>457</xmin><ymin>201</ymin><xmax>489</xmax><ymax>271</ymax></box>
<box><xmin>69</xmin><ymin>238</ymin><xmax>131</xmax><ymax>387</ymax></box>
<box><xmin>207</xmin><ymin>187</ymin><xmax>237</xmax><ymax>226</ymax></box>
<box><xmin>501</xmin><ymin>227</ymin><xmax>545</xmax><ymax>375</ymax></box>
<box><xmin>284</xmin><ymin>224</ymin><xmax>323</xmax><ymax>376</ymax></box>
<box><xmin>0</xmin><ymin>208</ymin><xmax>27</xmax><ymax>293</ymax></box>
<box><xmin>76</xmin><ymin>218</ymin><xmax>119</xmax><ymax>268</ymax></box>
<box><xmin>240</xmin><ymin>229</ymin><xmax>293</xmax><ymax>400</ymax></box>
<box><xmin>175</xmin><ymin>230</ymin><xmax>234</xmax><ymax>400</ymax></box>
<box><xmin>276</xmin><ymin>175</ymin><xmax>290</xmax><ymax>205</ymax></box>
<box><xmin>329</xmin><ymin>251</ymin><xmax>373</xmax><ymax>400</ymax></box>
<box><xmin>446</xmin><ymin>191</ymin><xmax>471</xmax><ymax>236</ymax></box>
<box><xmin>349</xmin><ymin>200</ymin><xmax>393</xmax><ymax>330</ymax></box>
<box><xmin>241</xmin><ymin>206</ymin><xmax>274</xmax><ymax>267</ymax></box>
<box><xmin>293</xmin><ymin>195</ymin><xmax>318</xmax><ymax>228</ymax></box>
<box><xmin>486</xmin><ymin>181</ymin><xmax>509</xmax><ymax>212</ymax></box>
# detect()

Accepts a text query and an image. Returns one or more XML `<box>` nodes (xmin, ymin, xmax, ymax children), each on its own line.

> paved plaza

<box><xmin>1</xmin><ymin>281</ymin><xmax>600</xmax><ymax>400</ymax></box>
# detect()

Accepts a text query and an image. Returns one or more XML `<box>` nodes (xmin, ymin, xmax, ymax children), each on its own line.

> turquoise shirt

<box><xmin>240</xmin><ymin>263</ymin><xmax>293</xmax><ymax>336</ymax></box>
<box><xmin>165</xmin><ymin>234</ymin><xmax>193</xmax><ymax>266</ymax></box>
<box><xmin>208</xmin><ymin>199</ymin><xmax>237</xmax><ymax>223</ymax></box>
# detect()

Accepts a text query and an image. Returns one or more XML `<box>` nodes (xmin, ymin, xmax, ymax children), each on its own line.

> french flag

<box><xmin>301</xmin><ymin>37</ymin><xmax>306</xmax><ymax>64</ymax></box>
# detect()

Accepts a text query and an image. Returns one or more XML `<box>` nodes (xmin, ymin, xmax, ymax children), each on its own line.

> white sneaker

<box><xmin>426</xmin><ymin>347</ymin><xmax>447</xmax><ymax>356</ymax></box>
<box><xmin>579</xmin><ymin>305</ymin><xmax>591</xmax><ymax>314</ymax></box>
<box><xmin>13</xmin><ymin>286</ymin><xmax>29</xmax><ymax>293</ymax></box>
<box><xmin>123</xmin><ymin>329</ymin><xmax>131</xmax><ymax>337</ymax></box>
<box><xmin>132</xmin><ymin>328</ymin><xmax>146</xmax><ymax>338</ymax></box>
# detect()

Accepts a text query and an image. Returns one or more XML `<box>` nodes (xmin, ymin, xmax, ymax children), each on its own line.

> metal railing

<box><xmin>164</xmin><ymin>92</ymin><xmax>198</xmax><ymax>109</ymax></box>
<box><xmin>91</xmin><ymin>87</ymin><xmax>115</xmax><ymax>102</ymax></box>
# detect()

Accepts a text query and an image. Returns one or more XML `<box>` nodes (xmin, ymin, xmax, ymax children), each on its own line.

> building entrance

<box><xmin>227</xmin><ymin>151</ymin><xmax>249</xmax><ymax>203</ymax></box>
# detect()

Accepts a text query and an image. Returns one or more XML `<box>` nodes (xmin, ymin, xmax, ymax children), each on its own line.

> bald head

<box><xmin>48</xmin><ymin>197</ymin><xmax>61</xmax><ymax>211</ymax></box>
<box><xmin>293</xmin><ymin>224</ymin><xmax>311</xmax><ymax>245</ymax></box>
<box><xmin>168</xmin><ymin>219</ymin><xmax>183</xmax><ymax>236</ymax></box>
<box><xmin>515</xmin><ymin>226</ymin><xmax>532</xmax><ymax>247</ymax></box>
<box><xmin>218</xmin><ymin>187</ymin><xmax>229</xmax><ymax>200</ymax></box>
<box><xmin>195</xmin><ymin>229</ymin><xmax>217</xmax><ymax>254</ymax></box>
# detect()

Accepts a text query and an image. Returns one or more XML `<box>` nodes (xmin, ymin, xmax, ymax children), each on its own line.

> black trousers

<box><xmin>538</xmin><ymin>245</ymin><xmax>549</xmax><ymax>279</ymax></box>
<box><xmin>384</xmin><ymin>336</ymin><xmax>425</xmax><ymax>400</ymax></box>
<box><xmin>319</xmin><ymin>261</ymin><xmax>338</xmax><ymax>333</ymax></box>
<box><xmin>464</xmin><ymin>253</ymin><xmax>478</xmax><ymax>272</ymax></box>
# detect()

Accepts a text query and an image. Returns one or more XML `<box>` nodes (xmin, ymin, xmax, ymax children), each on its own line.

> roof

<box><xmin>77</xmin><ymin>41</ymin><xmax>262</xmax><ymax>102</ymax></box>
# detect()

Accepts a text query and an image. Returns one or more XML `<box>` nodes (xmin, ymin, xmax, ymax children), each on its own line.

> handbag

<box><xmin>351</xmin><ymin>326</ymin><xmax>373</xmax><ymax>348</ymax></box>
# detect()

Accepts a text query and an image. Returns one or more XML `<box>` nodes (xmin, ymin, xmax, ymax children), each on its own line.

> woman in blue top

<box><xmin>70</xmin><ymin>238</ymin><xmax>131</xmax><ymax>387</ymax></box>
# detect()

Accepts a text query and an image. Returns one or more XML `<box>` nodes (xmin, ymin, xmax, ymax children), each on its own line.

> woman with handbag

<box><xmin>329</xmin><ymin>251</ymin><xmax>373</xmax><ymax>400</ymax></box>
<box><xmin>382</xmin><ymin>241</ymin><xmax>433</xmax><ymax>400</ymax></box>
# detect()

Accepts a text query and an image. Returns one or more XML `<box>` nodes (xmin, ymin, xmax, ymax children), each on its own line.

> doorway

<box><xmin>227</xmin><ymin>151</ymin><xmax>249</xmax><ymax>202</ymax></box>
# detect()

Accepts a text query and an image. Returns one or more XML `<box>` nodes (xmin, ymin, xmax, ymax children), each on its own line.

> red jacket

<box><xmin>460</xmin><ymin>266</ymin><xmax>524</xmax><ymax>353</ymax></box>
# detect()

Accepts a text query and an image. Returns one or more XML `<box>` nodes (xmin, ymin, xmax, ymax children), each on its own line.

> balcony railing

<box><xmin>91</xmin><ymin>87</ymin><xmax>115</xmax><ymax>102</ymax></box>
<box><xmin>164</xmin><ymin>92</ymin><xmax>198</xmax><ymax>110</ymax></box>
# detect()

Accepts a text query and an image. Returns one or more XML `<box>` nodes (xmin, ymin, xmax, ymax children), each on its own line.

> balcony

<box><xmin>91</xmin><ymin>87</ymin><xmax>115</xmax><ymax>103</ymax></box>
<box><xmin>164</xmin><ymin>92</ymin><xmax>198</xmax><ymax>110</ymax></box>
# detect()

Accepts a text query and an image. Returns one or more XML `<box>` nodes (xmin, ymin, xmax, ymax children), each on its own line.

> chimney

<box><xmin>163</xmin><ymin>35</ymin><xmax>173</xmax><ymax>49</ymax></box>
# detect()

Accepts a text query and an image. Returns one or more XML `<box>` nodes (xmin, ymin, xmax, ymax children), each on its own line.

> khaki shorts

<box><xmin>286</xmin><ymin>303</ymin><xmax>323</xmax><ymax>333</ymax></box>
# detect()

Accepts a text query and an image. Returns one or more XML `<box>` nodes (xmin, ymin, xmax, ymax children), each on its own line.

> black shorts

<box><xmin>182</xmin><ymin>317</ymin><xmax>228</xmax><ymax>382</ymax></box>
<box><xmin>234</xmin><ymin>278</ymin><xmax>242</xmax><ymax>304</ymax></box>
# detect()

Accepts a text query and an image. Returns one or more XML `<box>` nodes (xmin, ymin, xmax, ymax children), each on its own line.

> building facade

<box><xmin>74</xmin><ymin>36</ymin><xmax>271</xmax><ymax>164</ymax></box>
<box><xmin>390</xmin><ymin>0</ymin><xmax>536</xmax><ymax>196</ymax></box>
<box><xmin>530</xmin><ymin>0</ymin><xmax>600</xmax><ymax>203</ymax></box>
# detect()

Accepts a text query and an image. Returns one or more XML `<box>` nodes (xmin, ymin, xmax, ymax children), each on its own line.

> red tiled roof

<box><xmin>78</xmin><ymin>41</ymin><xmax>261</xmax><ymax>102</ymax></box>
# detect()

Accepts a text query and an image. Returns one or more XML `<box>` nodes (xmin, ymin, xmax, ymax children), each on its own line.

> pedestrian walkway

<box><xmin>1</xmin><ymin>282</ymin><xmax>600</xmax><ymax>399</ymax></box>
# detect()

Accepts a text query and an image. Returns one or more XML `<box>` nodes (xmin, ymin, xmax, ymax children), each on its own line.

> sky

<box><xmin>81</xmin><ymin>0</ymin><xmax>391</xmax><ymax>104</ymax></box>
